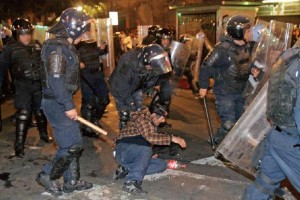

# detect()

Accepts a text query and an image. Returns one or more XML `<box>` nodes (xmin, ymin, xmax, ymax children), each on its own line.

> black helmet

<box><xmin>226</xmin><ymin>15</ymin><xmax>251</xmax><ymax>40</ymax></box>
<box><xmin>11</xmin><ymin>18</ymin><xmax>34</xmax><ymax>41</ymax></box>
<box><xmin>148</xmin><ymin>25</ymin><xmax>160</xmax><ymax>36</ymax></box>
<box><xmin>141</xmin><ymin>44</ymin><xmax>172</xmax><ymax>75</ymax></box>
<box><xmin>48</xmin><ymin>7</ymin><xmax>91</xmax><ymax>40</ymax></box>
<box><xmin>156</xmin><ymin>28</ymin><xmax>172</xmax><ymax>39</ymax></box>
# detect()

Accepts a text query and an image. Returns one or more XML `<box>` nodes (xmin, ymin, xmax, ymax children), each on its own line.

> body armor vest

<box><xmin>41</xmin><ymin>38</ymin><xmax>80</xmax><ymax>93</ymax></box>
<box><xmin>221</xmin><ymin>41</ymin><xmax>252</xmax><ymax>93</ymax></box>
<box><xmin>10</xmin><ymin>42</ymin><xmax>42</xmax><ymax>81</ymax></box>
<box><xmin>267</xmin><ymin>51</ymin><xmax>300</xmax><ymax>128</ymax></box>
<box><xmin>77</xmin><ymin>40</ymin><xmax>100</xmax><ymax>72</ymax></box>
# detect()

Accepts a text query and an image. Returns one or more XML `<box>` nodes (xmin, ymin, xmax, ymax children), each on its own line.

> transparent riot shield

<box><xmin>170</xmin><ymin>40</ymin><xmax>191</xmax><ymax>77</ymax></box>
<box><xmin>216</xmin><ymin>20</ymin><xmax>294</xmax><ymax>177</ymax></box>
<box><xmin>95</xmin><ymin>18</ymin><xmax>115</xmax><ymax>77</ymax></box>
<box><xmin>137</xmin><ymin>25</ymin><xmax>151</xmax><ymax>46</ymax></box>
<box><xmin>191</xmin><ymin>31</ymin><xmax>207</xmax><ymax>84</ymax></box>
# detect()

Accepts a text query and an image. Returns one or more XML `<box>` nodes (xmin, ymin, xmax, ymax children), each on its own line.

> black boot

<box><xmin>81</xmin><ymin>103</ymin><xmax>99</xmax><ymax>138</ymax></box>
<box><xmin>14</xmin><ymin>109</ymin><xmax>30</xmax><ymax>158</ymax></box>
<box><xmin>35</xmin><ymin>110</ymin><xmax>52</xmax><ymax>143</ymax></box>
<box><xmin>63</xmin><ymin>157</ymin><xmax>93</xmax><ymax>193</ymax></box>
<box><xmin>36</xmin><ymin>172</ymin><xmax>63</xmax><ymax>197</ymax></box>
<box><xmin>95</xmin><ymin>97</ymin><xmax>110</xmax><ymax>119</ymax></box>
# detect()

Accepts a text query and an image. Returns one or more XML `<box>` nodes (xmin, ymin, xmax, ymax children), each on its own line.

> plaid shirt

<box><xmin>117</xmin><ymin>108</ymin><xmax>171</xmax><ymax>146</ymax></box>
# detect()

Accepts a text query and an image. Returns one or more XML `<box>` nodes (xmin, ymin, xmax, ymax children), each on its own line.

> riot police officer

<box><xmin>1</xmin><ymin>18</ymin><xmax>52</xmax><ymax>157</ymax></box>
<box><xmin>36</xmin><ymin>8</ymin><xmax>93</xmax><ymax>196</ymax></box>
<box><xmin>199</xmin><ymin>15</ymin><xmax>253</xmax><ymax>145</ymax></box>
<box><xmin>243</xmin><ymin>46</ymin><xmax>300</xmax><ymax>200</ymax></box>
<box><xmin>76</xmin><ymin>29</ymin><xmax>110</xmax><ymax>138</ymax></box>
<box><xmin>156</xmin><ymin>27</ymin><xmax>173</xmax><ymax>54</ymax></box>
<box><xmin>142</xmin><ymin>25</ymin><xmax>160</xmax><ymax>45</ymax></box>
<box><xmin>108</xmin><ymin>44</ymin><xmax>172</xmax><ymax>128</ymax></box>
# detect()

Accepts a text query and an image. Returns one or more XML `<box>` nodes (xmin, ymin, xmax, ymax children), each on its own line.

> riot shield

<box><xmin>170</xmin><ymin>40</ymin><xmax>191</xmax><ymax>77</ymax></box>
<box><xmin>95</xmin><ymin>18</ymin><xmax>115</xmax><ymax>77</ymax></box>
<box><xmin>191</xmin><ymin>31</ymin><xmax>205</xmax><ymax>83</ymax></box>
<box><xmin>216</xmin><ymin>20</ymin><xmax>294</xmax><ymax>177</ymax></box>
<box><xmin>81</xmin><ymin>20</ymin><xmax>97</xmax><ymax>42</ymax></box>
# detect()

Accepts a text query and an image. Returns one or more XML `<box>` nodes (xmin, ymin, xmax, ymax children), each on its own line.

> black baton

<box><xmin>202</xmin><ymin>97</ymin><xmax>216</xmax><ymax>150</ymax></box>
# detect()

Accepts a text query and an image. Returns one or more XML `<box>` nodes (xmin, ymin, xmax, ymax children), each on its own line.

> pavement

<box><xmin>0</xmin><ymin>88</ymin><xmax>299</xmax><ymax>200</ymax></box>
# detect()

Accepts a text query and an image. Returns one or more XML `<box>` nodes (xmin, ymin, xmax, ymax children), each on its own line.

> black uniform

<box><xmin>109</xmin><ymin>48</ymin><xmax>154</xmax><ymax>113</ymax></box>
<box><xmin>199</xmin><ymin>34</ymin><xmax>252</xmax><ymax>144</ymax></box>
<box><xmin>1</xmin><ymin>40</ymin><xmax>51</xmax><ymax>157</ymax></box>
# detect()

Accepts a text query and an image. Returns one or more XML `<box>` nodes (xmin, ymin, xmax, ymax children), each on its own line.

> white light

<box><xmin>77</xmin><ymin>6</ymin><xmax>83</xmax><ymax>11</ymax></box>
<box><xmin>262</xmin><ymin>0</ymin><xmax>299</xmax><ymax>3</ymax></box>
<box><xmin>109</xmin><ymin>12</ymin><xmax>118</xmax><ymax>26</ymax></box>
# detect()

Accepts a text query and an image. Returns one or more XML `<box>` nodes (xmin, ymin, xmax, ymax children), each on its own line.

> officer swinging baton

<box><xmin>77</xmin><ymin>116</ymin><xmax>108</xmax><ymax>136</ymax></box>
<box><xmin>202</xmin><ymin>97</ymin><xmax>216</xmax><ymax>150</ymax></box>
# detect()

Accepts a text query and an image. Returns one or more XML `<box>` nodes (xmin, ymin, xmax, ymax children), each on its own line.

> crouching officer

<box><xmin>36</xmin><ymin>8</ymin><xmax>93</xmax><ymax>196</ymax></box>
<box><xmin>108</xmin><ymin>44</ymin><xmax>172</xmax><ymax>129</ymax></box>
<box><xmin>1</xmin><ymin>18</ymin><xmax>52</xmax><ymax>157</ymax></box>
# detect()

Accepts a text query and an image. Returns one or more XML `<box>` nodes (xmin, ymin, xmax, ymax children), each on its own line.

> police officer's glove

<box><xmin>120</xmin><ymin>110</ymin><xmax>130</xmax><ymax>129</ymax></box>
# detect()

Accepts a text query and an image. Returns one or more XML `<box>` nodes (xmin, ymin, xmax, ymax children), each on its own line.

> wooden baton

<box><xmin>77</xmin><ymin>116</ymin><xmax>108</xmax><ymax>136</ymax></box>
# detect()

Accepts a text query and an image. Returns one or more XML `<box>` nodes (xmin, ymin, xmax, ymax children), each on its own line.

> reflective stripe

<box><xmin>149</xmin><ymin>54</ymin><xmax>165</xmax><ymax>62</ymax></box>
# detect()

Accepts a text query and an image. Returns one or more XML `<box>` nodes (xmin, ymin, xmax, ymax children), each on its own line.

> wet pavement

<box><xmin>0</xmin><ymin>87</ymin><xmax>298</xmax><ymax>200</ymax></box>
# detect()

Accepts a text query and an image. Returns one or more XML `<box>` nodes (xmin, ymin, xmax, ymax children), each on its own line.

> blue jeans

<box><xmin>41</xmin><ymin>98</ymin><xmax>82</xmax><ymax>181</ymax></box>
<box><xmin>244</xmin><ymin>130</ymin><xmax>300</xmax><ymax>199</ymax></box>
<box><xmin>115</xmin><ymin>142</ymin><xmax>167</xmax><ymax>182</ymax></box>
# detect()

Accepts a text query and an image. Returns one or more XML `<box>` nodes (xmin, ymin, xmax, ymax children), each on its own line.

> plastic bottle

<box><xmin>167</xmin><ymin>160</ymin><xmax>187</xmax><ymax>169</ymax></box>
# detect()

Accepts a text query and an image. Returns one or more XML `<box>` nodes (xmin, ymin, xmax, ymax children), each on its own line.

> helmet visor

<box><xmin>149</xmin><ymin>53</ymin><xmax>172</xmax><ymax>75</ymax></box>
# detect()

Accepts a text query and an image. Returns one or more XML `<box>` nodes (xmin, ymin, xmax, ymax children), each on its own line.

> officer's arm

<box><xmin>198</xmin><ymin>48</ymin><xmax>222</xmax><ymax>89</ymax></box>
<box><xmin>119</xmin><ymin>69</ymin><xmax>136</xmax><ymax>111</ymax></box>
<box><xmin>109</xmin><ymin>66</ymin><xmax>135</xmax><ymax>111</ymax></box>
<box><xmin>46</xmin><ymin>50</ymin><xmax>75</xmax><ymax>111</ymax></box>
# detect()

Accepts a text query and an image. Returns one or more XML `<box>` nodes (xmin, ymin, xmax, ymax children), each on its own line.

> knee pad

<box><xmin>68</xmin><ymin>144</ymin><xmax>83</xmax><ymax>158</ymax></box>
<box><xmin>16</xmin><ymin>109</ymin><xmax>31</xmax><ymax>121</ymax></box>
<box><xmin>50</xmin><ymin>145</ymin><xmax>83</xmax><ymax>180</ymax></box>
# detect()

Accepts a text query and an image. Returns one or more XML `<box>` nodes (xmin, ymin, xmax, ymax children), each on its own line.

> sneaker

<box><xmin>63</xmin><ymin>180</ymin><xmax>93</xmax><ymax>193</ymax></box>
<box><xmin>36</xmin><ymin>172</ymin><xmax>63</xmax><ymax>197</ymax></box>
<box><xmin>122</xmin><ymin>181</ymin><xmax>147</xmax><ymax>195</ymax></box>
<box><xmin>113</xmin><ymin>165</ymin><xmax>129</xmax><ymax>180</ymax></box>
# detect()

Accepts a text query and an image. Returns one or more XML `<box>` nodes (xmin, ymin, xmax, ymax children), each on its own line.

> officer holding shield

<box><xmin>243</xmin><ymin>46</ymin><xmax>300</xmax><ymax>200</ymax></box>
